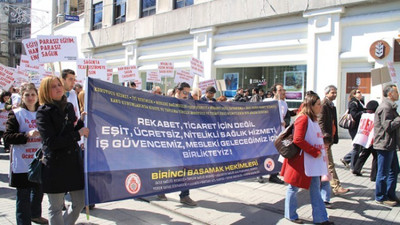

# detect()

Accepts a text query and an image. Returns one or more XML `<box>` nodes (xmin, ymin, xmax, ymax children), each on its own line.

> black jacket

<box><xmin>348</xmin><ymin>97</ymin><xmax>365</xmax><ymax>134</ymax></box>
<box><xmin>36</xmin><ymin>102</ymin><xmax>84</xmax><ymax>193</ymax></box>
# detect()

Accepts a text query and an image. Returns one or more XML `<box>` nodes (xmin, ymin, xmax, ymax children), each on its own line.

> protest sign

<box><xmin>85</xmin><ymin>77</ymin><xmax>282</xmax><ymax>205</ymax></box>
<box><xmin>190</xmin><ymin>57</ymin><xmax>204</xmax><ymax>77</ymax></box>
<box><xmin>199</xmin><ymin>79</ymin><xmax>216</xmax><ymax>94</ymax></box>
<box><xmin>22</xmin><ymin>38</ymin><xmax>39</xmax><ymax>63</ymax></box>
<box><xmin>20</xmin><ymin>55</ymin><xmax>43</xmax><ymax>73</ymax></box>
<box><xmin>0</xmin><ymin>111</ymin><xmax>7</xmax><ymax>131</ymax></box>
<box><xmin>146</xmin><ymin>71</ymin><xmax>161</xmax><ymax>83</ymax></box>
<box><xmin>133</xmin><ymin>78</ymin><xmax>142</xmax><ymax>90</ymax></box>
<box><xmin>37</xmin><ymin>35</ymin><xmax>78</xmax><ymax>63</ymax></box>
<box><xmin>118</xmin><ymin>65</ymin><xmax>138</xmax><ymax>83</ymax></box>
<box><xmin>76</xmin><ymin>58</ymin><xmax>107</xmax><ymax>84</ymax></box>
<box><xmin>107</xmin><ymin>68</ymin><xmax>113</xmax><ymax>83</ymax></box>
<box><xmin>158</xmin><ymin>62</ymin><xmax>174</xmax><ymax>78</ymax></box>
<box><xmin>174</xmin><ymin>70</ymin><xmax>194</xmax><ymax>86</ymax></box>
<box><xmin>12</xmin><ymin>69</ymin><xmax>29</xmax><ymax>86</ymax></box>
<box><xmin>0</xmin><ymin>64</ymin><xmax>15</xmax><ymax>90</ymax></box>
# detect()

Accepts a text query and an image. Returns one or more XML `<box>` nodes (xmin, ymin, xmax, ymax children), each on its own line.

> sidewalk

<box><xmin>0</xmin><ymin>139</ymin><xmax>399</xmax><ymax>225</ymax></box>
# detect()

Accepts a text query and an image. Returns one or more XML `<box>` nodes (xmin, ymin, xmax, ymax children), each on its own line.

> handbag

<box><xmin>273</xmin><ymin>123</ymin><xmax>300</xmax><ymax>159</ymax></box>
<box><xmin>27</xmin><ymin>113</ymin><xmax>69</xmax><ymax>184</ymax></box>
<box><xmin>27</xmin><ymin>148</ymin><xmax>43</xmax><ymax>183</ymax></box>
<box><xmin>338</xmin><ymin>109</ymin><xmax>355</xmax><ymax>129</ymax></box>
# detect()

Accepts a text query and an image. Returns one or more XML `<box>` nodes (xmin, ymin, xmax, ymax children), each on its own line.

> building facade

<box><xmin>0</xmin><ymin>0</ymin><xmax>31</xmax><ymax>68</ymax></box>
<box><xmin>30</xmin><ymin>0</ymin><xmax>400</xmax><ymax>138</ymax></box>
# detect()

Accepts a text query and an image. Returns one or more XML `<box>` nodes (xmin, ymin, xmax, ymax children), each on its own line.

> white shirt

<box><xmin>66</xmin><ymin>89</ymin><xmax>80</xmax><ymax>120</ymax></box>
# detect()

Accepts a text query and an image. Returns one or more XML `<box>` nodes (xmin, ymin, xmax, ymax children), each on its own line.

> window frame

<box><xmin>141</xmin><ymin>0</ymin><xmax>156</xmax><ymax>18</ymax></box>
<box><xmin>114</xmin><ymin>0</ymin><xmax>126</xmax><ymax>25</ymax></box>
<box><xmin>174</xmin><ymin>0</ymin><xmax>193</xmax><ymax>9</ymax></box>
<box><xmin>15</xmin><ymin>27</ymin><xmax>23</xmax><ymax>39</ymax></box>
<box><xmin>92</xmin><ymin>2</ymin><xmax>103</xmax><ymax>30</ymax></box>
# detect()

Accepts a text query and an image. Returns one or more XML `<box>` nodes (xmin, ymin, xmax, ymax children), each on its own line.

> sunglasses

<box><xmin>356</xmin><ymin>91</ymin><xmax>361</xmax><ymax>94</ymax></box>
<box><xmin>182</xmin><ymin>91</ymin><xmax>189</xmax><ymax>95</ymax></box>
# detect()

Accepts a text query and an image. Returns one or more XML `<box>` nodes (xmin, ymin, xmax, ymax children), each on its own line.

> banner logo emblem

<box><xmin>125</xmin><ymin>173</ymin><xmax>141</xmax><ymax>195</ymax></box>
<box><xmin>264</xmin><ymin>158</ymin><xmax>275</xmax><ymax>171</ymax></box>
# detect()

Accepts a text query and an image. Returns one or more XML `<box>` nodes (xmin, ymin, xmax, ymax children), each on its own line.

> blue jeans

<box><xmin>320</xmin><ymin>181</ymin><xmax>331</xmax><ymax>203</ymax></box>
<box><xmin>16</xmin><ymin>185</ymin><xmax>44</xmax><ymax>225</ymax></box>
<box><xmin>285</xmin><ymin>177</ymin><xmax>328</xmax><ymax>223</ymax></box>
<box><xmin>47</xmin><ymin>189</ymin><xmax>84</xmax><ymax>225</ymax></box>
<box><xmin>375</xmin><ymin>150</ymin><xmax>399</xmax><ymax>201</ymax></box>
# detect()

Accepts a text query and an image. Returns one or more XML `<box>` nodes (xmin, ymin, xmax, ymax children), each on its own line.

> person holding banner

<box><xmin>5</xmin><ymin>83</ymin><xmax>49</xmax><ymax>225</ymax></box>
<box><xmin>281</xmin><ymin>91</ymin><xmax>333</xmax><ymax>225</ymax></box>
<box><xmin>200</xmin><ymin>86</ymin><xmax>217</xmax><ymax>102</ymax></box>
<box><xmin>0</xmin><ymin>91</ymin><xmax>12</xmax><ymax>153</ymax></box>
<box><xmin>157</xmin><ymin>82</ymin><xmax>197</xmax><ymax>206</ymax></box>
<box><xmin>36</xmin><ymin>76</ymin><xmax>89</xmax><ymax>225</ymax></box>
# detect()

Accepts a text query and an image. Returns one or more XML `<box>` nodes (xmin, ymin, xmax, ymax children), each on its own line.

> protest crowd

<box><xmin>1</xmin><ymin>60</ymin><xmax>399</xmax><ymax>225</ymax></box>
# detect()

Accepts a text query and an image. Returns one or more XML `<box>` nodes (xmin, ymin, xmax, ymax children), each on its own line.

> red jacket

<box><xmin>280</xmin><ymin>115</ymin><xmax>322</xmax><ymax>189</ymax></box>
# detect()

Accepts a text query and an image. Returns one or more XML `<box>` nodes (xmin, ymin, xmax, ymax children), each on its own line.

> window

<box><xmin>141</xmin><ymin>0</ymin><xmax>156</xmax><ymax>18</ymax></box>
<box><xmin>92</xmin><ymin>2</ymin><xmax>103</xmax><ymax>30</ymax></box>
<box><xmin>15</xmin><ymin>43</ymin><xmax>22</xmax><ymax>54</ymax></box>
<box><xmin>114</xmin><ymin>0</ymin><xmax>126</xmax><ymax>24</ymax></box>
<box><xmin>15</xmin><ymin>27</ymin><xmax>22</xmax><ymax>39</ymax></box>
<box><xmin>175</xmin><ymin>0</ymin><xmax>193</xmax><ymax>9</ymax></box>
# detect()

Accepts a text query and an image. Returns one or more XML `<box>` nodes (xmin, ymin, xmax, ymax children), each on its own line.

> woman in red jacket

<box><xmin>281</xmin><ymin>91</ymin><xmax>333</xmax><ymax>225</ymax></box>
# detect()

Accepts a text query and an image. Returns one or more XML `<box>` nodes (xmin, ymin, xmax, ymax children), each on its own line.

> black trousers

<box><xmin>353</xmin><ymin>146</ymin><xmax>377</xmax><ymax>181</ymax></box>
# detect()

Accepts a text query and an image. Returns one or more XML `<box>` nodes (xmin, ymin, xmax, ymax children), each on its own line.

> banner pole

<box><xmin>58</xmin><ymin>61</ymin><xmax>62</xmax><ymax>75</ymax></box>
<box><xmin>164</xmin><ymin>76</ymin><xmax>167</xmax><ymax>95</ymax></box>
<box><xmin>84</xmin><ymin>65</ymin><xmax>89</xmax><ymax>220</ymax></box>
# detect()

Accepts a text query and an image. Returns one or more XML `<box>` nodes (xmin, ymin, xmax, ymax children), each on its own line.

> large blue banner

<box><xmin>85</xmin><ymin>78</ymin><xmax>282</xmax><ymax>205</ymax></box>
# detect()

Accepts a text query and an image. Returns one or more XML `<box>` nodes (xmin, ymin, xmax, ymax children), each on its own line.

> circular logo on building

<box><xmin>125</xmin><ymin>173</ymin><xmax>141</xmax><ymax>195</ymax></box>
<box><xmin>369</xmin><ymin>40</ymin><xmax>390</xmax><ymax>60</ymax></box>
<box><xmin>264</xmin><ymin>158</ymin><xmax>275</xmax><ymax>172</ymax></box>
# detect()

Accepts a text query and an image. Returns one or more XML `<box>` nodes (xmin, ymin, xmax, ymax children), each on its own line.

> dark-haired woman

<box><xmin>0</xmin><ymin>91</ymin><xmax>12</xmax><ymax>152</ymax></box>
<box><xmin>281</xmin><ymin>91</ymin><xmax>333</xmax><ymax>225</ymax></box>
<box><xmin>341</xmin><ymin>89</ymin><xmax>365</xmax><ymax>170</ymax></box>
<box><xmin>5</xmin><ymin>84</ymin><xmax>48</xmax><ymax>225</ymax></box>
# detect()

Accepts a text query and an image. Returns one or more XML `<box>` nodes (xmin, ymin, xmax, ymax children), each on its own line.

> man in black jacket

<box><xmin>373</xmin><ymin>84</ymin><xmax>400</xmax><ymax>207</ymax></box>
<box><xmin>318</xmin><ymin>85</ymin><xmax>350</xmax><ymax>198</ymax></box>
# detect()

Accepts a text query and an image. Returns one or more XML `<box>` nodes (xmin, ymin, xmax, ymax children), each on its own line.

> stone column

<box><xmin>190</xmin><ymin>26</ymin><xmax>216</xmax><ymax>88</ymax></box>
<box><xmin>303</xmin><ymin>7</ymin><xmax>344</xmax><ymax>97</ymax></box>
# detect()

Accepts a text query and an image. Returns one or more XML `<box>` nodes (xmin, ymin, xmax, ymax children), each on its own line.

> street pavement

<box><xmin>1</xmin><ymin>138</ymin><xmax>400</xmax><ymax>225</ymax></box>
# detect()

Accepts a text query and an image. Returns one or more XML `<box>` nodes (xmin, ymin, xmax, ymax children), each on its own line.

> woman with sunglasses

<box><xmin>341</xmin><ymin>89</ymin><xmax>365</xmax><ymax>172</ymax></box>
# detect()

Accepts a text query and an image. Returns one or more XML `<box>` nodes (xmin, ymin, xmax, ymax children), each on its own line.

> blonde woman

<box><xmin>36</xmin><ymin>76</ymin><xmax>89</xmax><ymax>225</ymax></box>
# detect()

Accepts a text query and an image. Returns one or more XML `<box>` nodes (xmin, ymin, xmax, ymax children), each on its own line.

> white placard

<box><xmin>20</xmin><ymin>55</ymin><xmax>43</xmax><ymax>73</ymax></box>
<box><xmin>22</xmin><ymin>38</ymin><xmax>39</xmax><ymax>63</ymax></box>
<box><xmin>30</xmin><ymin>74</ymin><xmax>42</xmax><ymax>88</ymax></box>
<box><xmin>387</xmin><ymin>62</ymin><xmax>397</xmax><ymax>83</ymax></box>
<box><xmin>76</xmin><ymin>58</ymin><xmax>107</xmax><ymax>84</ymax></box>
<box><xmin>133</xmin><ymin>78</ymin><xmax>142</xmax><ymax>90</ymax></box>
<box><xmin>146</xmin><ymin>71</ymin><xmax>161</xmax><ymax>83</ymax></box>
<box><xmin>199</xmin><ymin>79</ymin><xmax>216</xmax><ymax>94</ymax></box>
<box><xmin>190</xmin><ymin>57</ymin><xmax>204</xmax><ymax>77</ymax></box>
<box><xmin>0</xmin><ymin>65</ymin><xmax>15</xmax><ymax>90</ymax></box>
<box><xmin>158</xmin><ymin>62</ymin><xmax>174</xmax><ymax>78</ymax></box>
<box><xmin>118</xmin><ymin>65</ymin><xmax>138</xmax><ymax>83</ymax></box>
<box><xmin>12</xmin><ymin>69</ymin><xmax>29</xmax><ymax>86</ymax></box>
<box><xmin>37</xmin><ymin>35</ymin><xmax>78</xmax><ymax>63</ymax></box>
<box><xmin>107</xmin><ymin>68</ymin><xmax>113</xmax><ymax>83</ymax></box>
<box><xmin>174</xmin><ymin>70</ymin><xmax>194</xmax><ymax>87</ymax></box>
